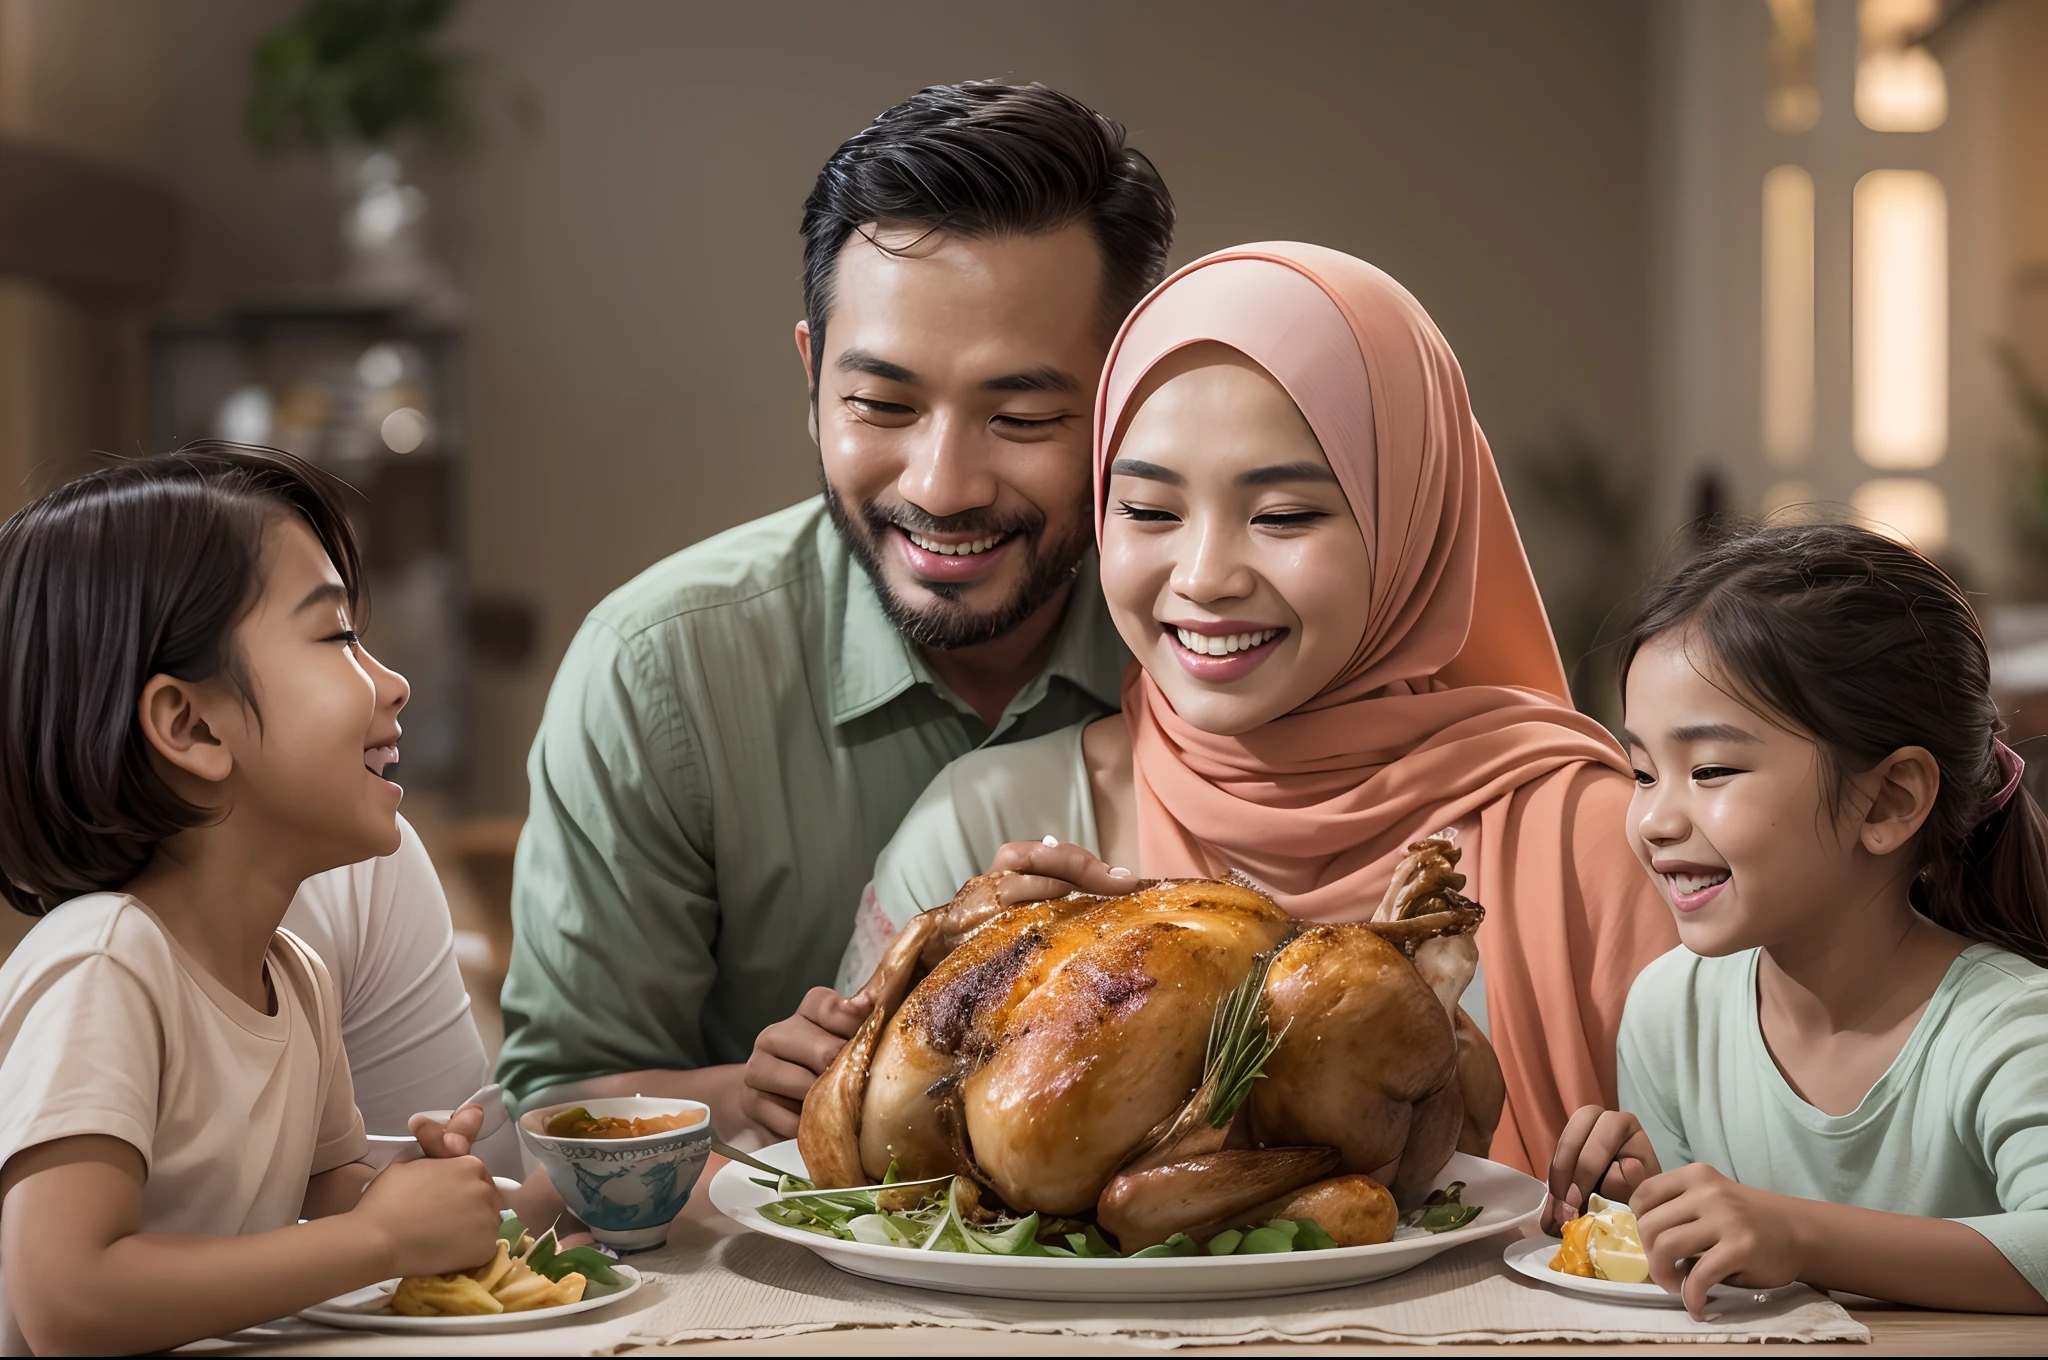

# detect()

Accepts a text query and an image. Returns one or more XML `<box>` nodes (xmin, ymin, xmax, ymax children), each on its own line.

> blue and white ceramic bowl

<box><xmin>518</xmin><ymin>1097</ymin><xmax>712</xmax><ymax>1250</ymax></box>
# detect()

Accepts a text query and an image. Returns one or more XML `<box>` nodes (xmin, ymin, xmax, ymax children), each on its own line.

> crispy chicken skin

<box><xmin>800</xmin><ymin>843</ymin><xmax>1501</xmax><ymax>1235</ymax></box>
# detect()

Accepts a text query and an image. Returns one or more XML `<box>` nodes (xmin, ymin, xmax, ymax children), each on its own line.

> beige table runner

<box><xmin>618</xmin><ymin>1229</ymin><xmax>1869</xmax><ymax>1349</ymax></box>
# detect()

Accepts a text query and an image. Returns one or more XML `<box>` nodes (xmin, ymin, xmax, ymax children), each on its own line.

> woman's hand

<box><xmin>741</xmin><ymin>986</ymin><xmax>873</xmax><ymax>1138</ymax></box>
<box><xmin>983</xmin><ymin>837</ymin><xmax>1136</xmax><ymax>905</ymax></box>
<box><xmin>1633</xmin><ymin>1163</ymin><xmax>1804</xmax><ymax>1318</ymax></box>
<box><xmin>1545</xmin><ymin>1103</ymin><xmax>1661</xmax><ymax>1232</ymax></box>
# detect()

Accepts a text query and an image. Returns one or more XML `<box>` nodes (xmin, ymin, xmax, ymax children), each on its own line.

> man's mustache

<box><xmin>860</xmin><ymin>501</ymin><xmax>1044</xmax><ymax>542</ymax></box>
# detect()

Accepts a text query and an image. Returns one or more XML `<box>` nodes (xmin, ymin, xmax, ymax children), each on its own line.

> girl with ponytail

<box><xmin>1547</xmin><ymin>521</ymin><xmax>2048</xmax><ymax>1318</ymax></box>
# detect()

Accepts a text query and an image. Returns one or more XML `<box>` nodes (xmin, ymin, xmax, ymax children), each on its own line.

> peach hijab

<box><xmin>1094</xmin><ymin>243</ymin><xmax>1675</xmax><ymax>1171</ymax></box>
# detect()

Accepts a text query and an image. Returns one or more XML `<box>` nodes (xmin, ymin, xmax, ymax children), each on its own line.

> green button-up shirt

<box><xmin>495</xmin><ymin>498</ymin><xmax>1128</xmax><ymax>1109</ymax></box>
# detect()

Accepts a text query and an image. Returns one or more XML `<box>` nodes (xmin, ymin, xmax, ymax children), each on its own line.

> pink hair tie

<box><xmin>1985</xmin><ymin>739</ymin><xmax>2026</xmax><ymax>820</ymax></box>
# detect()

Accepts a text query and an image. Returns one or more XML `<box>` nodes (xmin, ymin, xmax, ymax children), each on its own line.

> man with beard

<box><xmin>496</xmin><ymin>83</ymin><xmax>1175</xmax><ymax>1131</ymax></box>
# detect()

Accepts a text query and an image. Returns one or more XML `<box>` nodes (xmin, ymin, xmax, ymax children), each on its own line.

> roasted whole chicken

<box><xmin>798</xmin><ymin>839</ymin><xmax>1506</xmax><ymax>1253</ymax></box>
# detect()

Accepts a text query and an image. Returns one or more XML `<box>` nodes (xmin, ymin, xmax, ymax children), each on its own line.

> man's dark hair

<box><xmin>799</xmin><ymin>81</ymin><xmax>1175</xmax><ymax>384</ymax></box>
<box><xmin>0</xmin><ymin>443</ymin><xmax>363</xmax><ymax>916</ymax></box>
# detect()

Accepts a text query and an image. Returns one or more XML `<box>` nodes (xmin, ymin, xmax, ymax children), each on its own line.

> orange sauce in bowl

<box><xmin>543</xmin><ymin>1106</ymin><xmax>705</xmax><ymax>1139</ymax></box>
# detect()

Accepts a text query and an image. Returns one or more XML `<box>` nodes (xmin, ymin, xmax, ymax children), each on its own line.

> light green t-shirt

<box><xmin>1617</xmin><ymin>943</ymin><xmax>2048</xmax><ymax>1300</ymax></box>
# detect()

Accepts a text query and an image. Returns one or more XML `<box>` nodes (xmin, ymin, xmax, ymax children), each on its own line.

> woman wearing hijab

<box><xmin>751</xmin><ymin>243</ymin><xmax>1676</xmax><ymax>1175</ymax></box>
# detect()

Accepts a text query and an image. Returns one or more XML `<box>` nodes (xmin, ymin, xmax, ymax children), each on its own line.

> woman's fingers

<box><xmin>997</xmin><ymin>873</ymin><xmax>1084</xmax><ymax>905</ymax></box>
<box><xmin>987</xmin><ymin>838</ymin><xmax>1136</xmax><ymax>897</ymax></box>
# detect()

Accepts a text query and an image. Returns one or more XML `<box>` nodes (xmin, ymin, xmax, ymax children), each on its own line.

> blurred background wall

<box><xmin>3</xmin><ymin>0</ymin><xmax>2045</xmax><ymax>1011</ymax></box>
<box><xmin>136</xmin><ymin>0</ymin><xmax>1657</xmax><ymax>814</ymax></box>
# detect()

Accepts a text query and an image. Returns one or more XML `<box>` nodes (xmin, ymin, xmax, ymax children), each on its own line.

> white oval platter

<box><xmin>299</xmin><ymin>1264</ymin><xmax>642</xmax><ymax>1334</ymax></box>
<box><xmin>710</xmin><ymin>1139</ymin><xmax>1542</xmax><ymax>1302</ymax></box>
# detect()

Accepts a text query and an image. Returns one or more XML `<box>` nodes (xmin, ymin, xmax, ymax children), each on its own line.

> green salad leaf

<box><xmin>492</xmin><ymin>1213</ymin><xmax>621</xmax><ymax>1287</ymax></box>
<box><xmin>1201</xmin><ymin>1218</ymin><xmax>1342</xmax><ymax>1255</ymax></box>
<box><xmin>754</xmin><ymin>1170</ymin><xmax>1478</xmax><ymax>1257</ymax></box>
<box><xmin>1398</xmin><ymin>1181</ymin><xmax>1483</xmax><ymax>1234</ymax></box>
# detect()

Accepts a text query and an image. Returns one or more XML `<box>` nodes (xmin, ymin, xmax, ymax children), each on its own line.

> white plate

<box><xmin>298</xmin><ymin>1264</ymin><xmax>641</xmax><ymax>1334</ymax></box>
<box><xmin>1501</xmin><ymin>1235</ymin><xmax>1795</xmax><ymax>1308</ymax></box>
<box><xmin>711</xmin><ymin>1139</ymin><xmax>1542</xmax><ymax>1302</ymax></box>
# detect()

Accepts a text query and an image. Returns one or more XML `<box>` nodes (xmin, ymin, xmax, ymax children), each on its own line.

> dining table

<box><xmin>183</xmin><ymin>1154</ymin><xmax>2046</xmax><ymax>1357</ymax></box>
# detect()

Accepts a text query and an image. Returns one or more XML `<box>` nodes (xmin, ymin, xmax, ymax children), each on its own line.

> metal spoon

<box><xmin>375</xmin><ymin>1081</ymin><xmax>509</xmax><ymax>1165</ymax></box>
<box><xmin>711</xmin><ymin>1136</ymin><xmax>792</xmax><ymax>1179</ymax></box>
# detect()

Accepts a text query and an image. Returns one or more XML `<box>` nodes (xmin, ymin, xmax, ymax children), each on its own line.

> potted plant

<box><xmin>246</xmin><ymin>0</ymin><xmax>469</xmax><ymax>296</ymax></box>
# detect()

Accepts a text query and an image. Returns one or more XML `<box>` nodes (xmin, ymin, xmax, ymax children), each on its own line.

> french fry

<box><xmin>467</xmin><ymin>1239</ymin><xmax>515</xmax><ymax>1293</ymax></box>
<box><xmin>488</xmin><ymin>1263</ymin><xmax>555</xmax><ymax>1311</ymax></box>
<box><xmin>392</xmin><ymin>1273</ymin><xmax>505</xmax><ymax>1316</ymax></box>
<box><xmin>501</xmin><ymin>1272</ymin><xmax>586</xmax><ymax>1312</ymax></box>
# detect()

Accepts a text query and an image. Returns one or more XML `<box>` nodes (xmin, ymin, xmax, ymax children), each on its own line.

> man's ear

<box><xmin>795</xmin><ymin>319</ymin><xmax>819</xmax><ymax>445</ymax></box>
<box><xmin>136</xmin><ymin>675</ymin><xmax>233</xmax><ymax>786</ymax></box>
<box><xmin>1858</xmin><ymin>745</ymin><xmax>1941</xmax><ymax>857</ymax></box>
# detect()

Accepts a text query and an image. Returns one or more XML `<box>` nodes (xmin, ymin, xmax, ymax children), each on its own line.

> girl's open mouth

<box><xmin>364</xmin><ymin>744</ymin><xmax>400</xmax><ymax>780</ymax></box>
<box><xmin>1663</xmin><ymin>868</ymin><xmax>1730</xmax><ymax>912</ymax></box>
<box><xmin>1164</xmin><ymin>623</ymin><xmax>1288</xmax><ymax>683</ymax></box>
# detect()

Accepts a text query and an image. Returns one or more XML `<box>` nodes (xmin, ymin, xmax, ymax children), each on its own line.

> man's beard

<box><xmin>823</xmin><ymin>479</ymin><xmax>1091</xmax><ymax>651</ymax></box>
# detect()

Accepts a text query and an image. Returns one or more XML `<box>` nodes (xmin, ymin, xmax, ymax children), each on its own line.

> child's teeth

<box><xmin>1671</xmin><ymin>871</ymin><xmax>1728</xmax><ymax>895</ymax></box>
<box><xmin>908</xmin><ymin>532</ymin><xmax>1002</xmax><ymax>556</ymax></box>
<box><xmin>1174</xmin><ymin>627</ymin><xmax>1281</xmax><ymax>657</ymax></box>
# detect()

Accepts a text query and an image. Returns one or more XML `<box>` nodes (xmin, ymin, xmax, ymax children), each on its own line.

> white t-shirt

<box><xmin>282</xmin><ymin>817</ymin><xmax>518</xmax><ymax>1175</ymax></box>
<box><xmin>0</xmin><ymin>895</ymin><xmax>369</xmax><ymax>1351</ymax></box>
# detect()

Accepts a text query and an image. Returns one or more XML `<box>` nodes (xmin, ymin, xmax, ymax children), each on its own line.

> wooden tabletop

<box><xmin>189</xmin><ymin>1155</ymin><xmax>2046</xmax><ymax>1356</ymax></box>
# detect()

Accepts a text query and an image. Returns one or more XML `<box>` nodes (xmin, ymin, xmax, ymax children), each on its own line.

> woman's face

<box><xmin>1101</xmin><ymin>344</ymin><xmax>1372</xmax><ymax>735</ymax></box>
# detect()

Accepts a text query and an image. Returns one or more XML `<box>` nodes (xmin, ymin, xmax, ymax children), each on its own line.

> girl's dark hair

<box><xmin>1621</xmin><ymin>520</ymin><xmax>2048</xmax><ymax>965</ymax></box>
<box><xmin>799</xmin><ymin>80</ymin><xmax>1175</xmax><ymax>384</ymax></box>
<box><xmin>0</xmin><ymin>443</ymin><xmax>362</xmax><ymax>916</ymax></box>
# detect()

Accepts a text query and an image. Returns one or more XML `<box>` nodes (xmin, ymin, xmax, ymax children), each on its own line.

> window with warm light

<box><xmin>1767</xmin><ymin>0</ymin><xmax>1821</xmax><ymax>132</ymax></box>
<box><xmin>1856</xmin><ymin>0</ymin><xmax>1946</xmax><ymax>131</ymax></box>
<box><xmin>1853</xmin><ymin>168</ymin><xmax>1946</xmax><ymax>470</ymax></box>
<box><xmin>1762</xmin><ymin>166</ymin><xmax>1814</xmax><ymax>466</ymax></box>
<box><xmin>1853</xmin><ymin>477</ymin><xmax>1949</xmax><ymax>553</ymax></box>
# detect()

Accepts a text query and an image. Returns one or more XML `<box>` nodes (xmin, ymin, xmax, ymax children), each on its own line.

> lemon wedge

<box><xmin>1582</xmin><ymin>1193</ymin><xmax>1650</xmax><ymax>1284</ymax></box>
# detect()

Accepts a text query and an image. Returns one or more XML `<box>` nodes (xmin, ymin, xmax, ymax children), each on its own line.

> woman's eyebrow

<box><xmin>1109</xmin><ymin>458</ymin><xmax>1185</xmax><ymax>486</ymax></box>
<box><xmin>1235</xmin><ymin>460</ymin><xmax>1340</xmax><ymax>486</ymax></box>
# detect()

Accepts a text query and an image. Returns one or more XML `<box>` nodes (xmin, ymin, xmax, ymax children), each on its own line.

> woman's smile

<box><xmin>1164</xmin><ymin>620</ymin><xmax>1289</xmax><ymax>682</ymax></box>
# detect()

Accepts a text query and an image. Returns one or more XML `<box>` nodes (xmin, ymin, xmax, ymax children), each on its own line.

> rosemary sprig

<box><xmin>1203</xmin><ymin>949</ymin><xmax>1287</xmax><ymax>1126</ymax></box>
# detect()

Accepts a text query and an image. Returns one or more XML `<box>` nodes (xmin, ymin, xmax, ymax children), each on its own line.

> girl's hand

<box><xmin>1545</xmin><ymin>1104</ymin><xmax>1661</xmax><ymax>1232</ymax></box>
<box><xmin>1633</xmin><ymin>1163</ymin><xmax>1804</xmax><ymax>1319</ymax></box>
<box><xmin>408</xmin><ymin>1101</ymin><xmax>485</xmax><ymax>1158</ymax></box>
<box><xmin>742</xmin><ymin>987</ymin><xmax>873</xmax><ymax>1138</ymax></box>
<box><xmin>984</xmin><ymin>837</ymin><xmax>1136</xmax><ymax>904</ymax></box>
<box><xmin>353</xmin><ymin>1155</ymin><xmax>503</xmax><ymax>1279</ymax></box>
